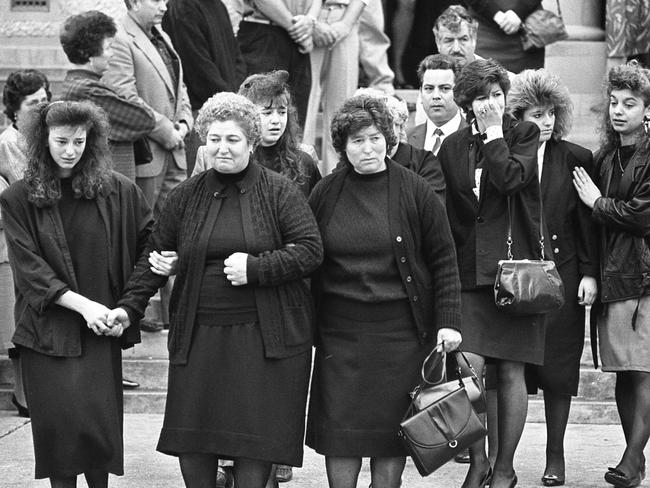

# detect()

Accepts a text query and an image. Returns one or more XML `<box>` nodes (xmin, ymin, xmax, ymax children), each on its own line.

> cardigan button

<box><xmin>406</xmin><ymin>276</ymin><xmax>412</xmax><ymax>282</ymax></box>
<box><xmin>552</xmin><ymin>234</ymin><xmax>558</xmax><ymax>240</ymax></box>
<box><xmin>476</xmin><ymin>216</ymin><xmax>484</xmax><ymax>223</ymax></box>
<box><xmin>396</xmin><ymin>236</ymin><xmax>402</xmax><ymax>242</ymax></box>
<box><xmin>554</xmin><ymin>248</ymin><xmax>559</xmax><ymax>254</ymax></box>
<box><xmin>421</xmin><ymin>331</ymin><xmax>428</xmax><ymax>339</ymax></box>
<box><xmin>240</xmin><ymin>189</ymin><xmax>246</xmax><ymax>194</ymax></box>
<box><xmin>412</xmin><ymin>295</ymin><xmax>418</xmax><ymax>302</ymax></box>
<box><xmin>400</xmin><ymin>257</ymin><xmax>407</xmax><ymax>263</ymax></box>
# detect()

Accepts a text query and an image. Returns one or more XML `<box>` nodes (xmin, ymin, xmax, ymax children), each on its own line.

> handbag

<box><xmin>399</xmin><ymin>350</ymin><xmax>488</xmax><ymax>476</ymax></box>
<box><xmin>520</xmin><ymin>0</ymin><xmax>568</xmax><ymax>51</ymax></box>
<box><xmin>412</xmin><ymin>349</ymin><xmax>486</xmax><ymax>414</ymax></box>
<box><xmin>494</xmin><ymin>197</ymin><xmax>565</xmax><ymax>315</ymax></box>
<box><xmin>133</xmin><ymin>137</ymin><xmax>153</xmax><ymax>166</ymax></box>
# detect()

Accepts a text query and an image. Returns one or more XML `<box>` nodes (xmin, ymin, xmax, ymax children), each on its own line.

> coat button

<box><xmin>476</xmin><ymin>216</ymin><xmax>484</xmax><ymax>223</ymax></box>
<box><xmin>400</xmin><ymin>257</ymin><xmax>407</xmax><ymax>263</ymax></box>
<box><xmin>240</xmin><ymin>189</ymin><xmax>246</xmax><ymax>194</ymax></box>
<box><xmin>213</xmin><ymin>191</ymin><xmax>220</xmax><ymax>198</ymax></box>
<box><xmin>412</xmin><ymin>295</ymin><xmax>418</xmax><ymax>302</ymax></box>
<box><xmin>554</xmin><ymin>248</ymin><xmax>559</xmax><ymax>254</ymax></box>
<box><xmin>396</xmin><ymin>236</ymin><xmax>402</xmax><ymax>242</ymax></box>
<box><xmin>552</xmin><ymin>234</ymin><xmax>558</xmax><ymax>240</ymax></box>
<box><xmin>406</xmin><ymin>276</ymin><xmax>412</xmax><ymax>282</ymax></box>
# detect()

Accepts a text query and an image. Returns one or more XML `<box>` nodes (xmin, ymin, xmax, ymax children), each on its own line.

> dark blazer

<box><xmin>407</xmin><ymin>116</ymin><xmax>469</xmax><ymax>151</ymax></box>
<box><xmin>392</xmin><ymin>142</ymin><xmax>445</xmax><ymax>203</ymax></box>
<box><xmin>438</xmin><ymin>116</ymin><xmax>546</xmax><ymax>289</ymax></box>
<box><xmin>0</xmin><ymin>173</ymin><xmax>152</xmax><ymax>356</ymax></box>
<box><xmin>118</xmin><ymin>163</ymin><xmax>323</xmax><ymax>364</ymax></box>
<box><xmin>309</xmin><ymin>159</ymin><xmax>462</xmax><ymax>342</ymax></box>
<box><xmin>541</xmin><ymin>139</ymin><xmax>598</xmax><ymax>277</ymax></box>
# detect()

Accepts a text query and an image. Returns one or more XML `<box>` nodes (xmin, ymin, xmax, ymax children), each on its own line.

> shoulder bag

<box><xmin>520</xmin><ymin>0</ymin><xmax>568</xmax><ymax>51</ymax></box>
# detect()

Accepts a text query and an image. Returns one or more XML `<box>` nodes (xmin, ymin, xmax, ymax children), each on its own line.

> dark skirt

<box><xmin>526</xmin><ymin>260</ymin><xmax>585</xmax><ymax>395</ymax></box>
<box><xmin>475</xmin><ymin>20</ymin><xmax>545</xmax><ymax>73</ymax></box>
<box><xmin>461</xmin><ymin>288</ymin><xmax>546</xmax><ymax>365</ymax></box>
<box><xmin>21</xmin><ymin>328</ymin><xmax>123</xmax><ymax>479</ymax></box>
<box><xmin>157</xmin><ymin>321</ymin><xmax>312</xmax><ymax>466</ymax></box>
<box><xmin>306</xmin><ymin>298</ymin><xmax>429</xmax><ymax>457</ymax></box>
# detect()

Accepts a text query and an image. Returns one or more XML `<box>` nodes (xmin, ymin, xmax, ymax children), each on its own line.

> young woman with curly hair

<box><xmin>0</xmin><ymin>100</ymin><xmax>155</xmax><ymax>488</ymax></box>
<box><xmin>508</xmin><ymin>68</ymin><xmax>599</xmax><ymax>487</ymax></box>
<box><xmin>573</xmin><ymin>61</ymin><xmax>650</xmax><ymax>488</ymax></box>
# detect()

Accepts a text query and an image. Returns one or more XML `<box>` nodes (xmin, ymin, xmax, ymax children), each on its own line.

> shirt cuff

<box><xmin>483</xmin><ymin>125</ymin><xmax>504</xmax><ymax>143</ymax></box>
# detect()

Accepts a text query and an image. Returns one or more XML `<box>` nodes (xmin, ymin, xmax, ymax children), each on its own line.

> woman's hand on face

<box><xmin>474</xmin><ymin>100</ymin><xmax>503</xmax><ymax>130</ymax></box>
<box><xmin>224</xmin><ymin>252</ymin><xmax>249</xmax><ymax>286</ymax></box>
<box><xmin>149</xmin><ymin>250</ymin><xmax>178</xmax><ymax>276</ymax></box>
<box><xmin>82</xmin><ymin>300</ymin><xmax>111</xmax><ymax>336</ymax></box>
<box><xmin>436</xmin><ymin>328</ymin><xmax>462</xmax><ymax>353</ymax></box>
<box><xmin>572</xmin><ymin>166</ymin><xmax>602</xmax><ymax>209</ymax></box>
<box><xmin>578</xmin><ymin>276</ymin><xmax>598</xmax><ymax>306</ymax></box>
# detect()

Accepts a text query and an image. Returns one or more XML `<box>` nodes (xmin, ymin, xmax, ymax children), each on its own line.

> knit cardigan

<box><xmin>118</xmin><ymin>162</ymin><xmax>323</xmax><ymax>364</ymax></box>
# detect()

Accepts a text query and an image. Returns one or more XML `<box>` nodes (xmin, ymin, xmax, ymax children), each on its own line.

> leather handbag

<box><xmin>133</xmin><ymin>137</ymin><xmax>153</xmax><ymax>166</ymax></box>
<box><xmin>494</xmin><ymin>197</ymin><xmax>565</xmax><ymax>315</ymax></box>
<box><xmin>399</xmin><ymin>351</ymin><xmax>488</xmax><ymax>476</ymax></box>
<box><xmin>520</xmin><ymin>1</ymin><xmax>568</xmax><ymax>51</ymax></box>
<box><xmin>412</xmin><ymin>350</ymin><xmax>486</xmax><ymax>414</ymax></box>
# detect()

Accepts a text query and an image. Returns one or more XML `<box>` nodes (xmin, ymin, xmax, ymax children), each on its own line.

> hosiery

<box><xmin>487</xmin><ymin>388</ymin><xmax>499</xmax><ymax>466</ymax></box>
<box><xmin>84</xmin><ymin>470</ymin><xmax>108</xmax><ymax>488</ymax></box>
<box><xmin>369</xmin><ymin>456</ymin><xmax>406</xmax><ymax>488</ymax></box>
<box><xmin>11</xmin><ymin>356</ymin><xmax>28</xmax><ymax>408</ymax></box>
<box><xmin>615</xmin><ymin>372</ymin><xmax>635</xmax><ymax>444</ymax></box>
<box><xmin>460</xmin><ymin>352</ymin><xmax>491</xmax><ymax>488</ymax></box>
<box><xmin>179</xmin><ymin>452</ymin><xmax>219</xmax><ymax>488</ymax></box>
<box><xmin>264</xmin><ymin>464</ymin><xmax>278</xmax><ymax>488</ymax></box>
<box><xmin>233</xmin><ymin>457</ymin><xmax>273</xmax><ymax>488</ymax></box>
<box><xmin>325</xmin><ymin>456</ymin><xmax>362</xmax><ymax>488</ymax></box>
<box><xmin>491</xmin><ymin>360</ymin><xmax>527</xmax><ymax>488</ymax></box>
<box><xmin>50</xmin><ymin>476</ymin><xmax>76</xmax><ymax>488</ymax></box>
<box><xmin>543</xmin><ymin>391</ymin><xmax>571</xmax><ymax>478</ymax></box>
<box><xmin>617</xmin><ymin>371</ymin><xmax>650</xmax><ymax>476</ymax></box>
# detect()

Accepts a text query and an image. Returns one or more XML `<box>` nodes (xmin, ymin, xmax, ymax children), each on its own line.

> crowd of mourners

<box><xmin>1</xmin><ymin>2</ymin><xmax>650</xmax><ymax>488</ymax></box>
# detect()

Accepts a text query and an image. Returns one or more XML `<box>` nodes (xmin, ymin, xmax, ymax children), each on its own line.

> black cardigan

<box><xmin>309</xmin><ymin>159</ymin><xmax>462</xmax><ymax>342</ymax></box>
<box><xmin>118</xmin><ymin>162</ymin><xmax>323</xmax><ymax>364</ymax></box>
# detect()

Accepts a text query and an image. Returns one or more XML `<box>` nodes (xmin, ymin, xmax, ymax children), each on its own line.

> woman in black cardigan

<box><xmin>306</xmin><ymin>95</ymin><xmax>462</xmax><ymax>488</ymax></box>
<box><xmin>108</xmin><ymin>92</ymin><xmax>323</xmax><ymax>488</ymax></box>
<box><xmin>508</xmin><ymin>68</ymin><xmax>599</xmax><ymax>487</ymax></box>
<box><xmin>438</xmin><ymin>59</ymin><xmax>544</xmax><ymax>488</ymax></box>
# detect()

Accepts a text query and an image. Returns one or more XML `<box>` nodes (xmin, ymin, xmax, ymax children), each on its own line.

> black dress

<box><xmin>157</xmin><ymin>169</ymin><xmax>312</xmax><ymax>466</ymax></box>
<box><xmin>21</xmin><ymin>178</ymin><xmax>123</xmax><ymax>479</ymax></box>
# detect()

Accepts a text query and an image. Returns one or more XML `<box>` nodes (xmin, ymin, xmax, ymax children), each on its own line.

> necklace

<box><xmin>616</xmin><ymin>148</ymin><xmax>625</xmax><ymax>174</ymax></box>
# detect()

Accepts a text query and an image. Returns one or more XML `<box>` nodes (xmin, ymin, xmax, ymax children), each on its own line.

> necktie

<box><xmin>431</xmin><ymin>128</ymin><xmax>444</xmax><ymax>155</ymax></box>
<box><xmin>150</xmin><ymin>29</ymin><xmax>179</xmax><ymax>89</ymax></box>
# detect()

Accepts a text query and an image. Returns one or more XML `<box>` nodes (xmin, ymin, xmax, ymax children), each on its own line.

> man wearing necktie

<box><xmin>407</xmin><ymin>53</ymin><xmax>465</xmax><ymax>156</ymax></box>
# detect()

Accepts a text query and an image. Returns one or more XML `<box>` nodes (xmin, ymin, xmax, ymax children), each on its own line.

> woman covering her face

<box><xmin>508</xmin><ymin>68</ymin><xmax>599</xmax><ymax>487</ymax></box>
<box><xmin>0</xmin><ymin>100</ymin><xmax>154</xmax><ymax>487</ymax></box>
<box><xmin>573</xmin><ymin>61</ymin><xmax>650</xmax><ymax>488</ymax></box>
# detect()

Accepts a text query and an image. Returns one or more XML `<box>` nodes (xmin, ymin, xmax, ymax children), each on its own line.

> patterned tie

<box><xmin>150</xmin><ymin>29</ymin><xmax>179</xmax><ymax>89</ymax></box>
<box><xmin>431</xmin><ymin>128</ymin><xmax>444</xmax><ymax>155</ymax></box>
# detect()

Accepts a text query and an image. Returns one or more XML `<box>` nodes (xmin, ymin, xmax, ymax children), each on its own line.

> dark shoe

<box><xmin>605</xmin><ymin>467</ymin><xmax>642</xmax><ymax>488</ymax></box>
<box><xmin>510</xmin><ymin>475</ymin><xmax>518</xmax><ymax>488</ymax></box>
<box><xmin>480</xmin><ymin>467</ymin><xmax>493</xmax><ymax>487</ymax></box>
<box><xmin>11</xmin><ymin>394</ymin><xmax>29</xmax><ymax>418</ymax></box>
<box><xmin>122</xmin><ymin>377</ymin><xmax>140</xmax><ymax>389</ymax></box>
<box><xmin>455</xmin><ymin>449</ymin><xmax>471</xmax><ymax>464</ymax></box>
<box><xmin>276</xmin><ymin>465</ymin><xmax>293</xmax><ymax>483</ymax></box>
<box><xmin>541</xmin><ymin>474</ymin><xmax>565</xmax><ymax>486</ymax></box>
<box><xmin>140</xmin><ymin>319</ymin><xmax>164</xmax><ymax>332</ymax></box>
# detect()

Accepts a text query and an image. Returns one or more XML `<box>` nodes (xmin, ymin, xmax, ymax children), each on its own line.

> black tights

<box><xmin>179</xmin><ymin>453</ymin><xmax>273</xmax><ymax>488</ymax></box>
<box><xmin>49</xmin><ymin>471</ymin><xmax>108</xmax><ymax>488</ymax></box>
<box><xmin>614</xmin><ymin>371</ymin><xmax>650</xmax><ymax>476</ymax></box>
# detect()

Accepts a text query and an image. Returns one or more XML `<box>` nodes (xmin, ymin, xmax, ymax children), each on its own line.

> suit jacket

<box><xmin>540</xmin><ymin>139</ymin><xmax>598</xmax><ymax>277</ymax></box>
<box><xmin>103</xmin><ymin>14</ymin><xmax>193</xmax><ymax>178</ymax></box>
<box><xmin>407</xmin><ymin>116</ymin><xmax>469</xmax><ymax>151</ymax></box>
<box><xmin>392</xmin><ymin>142</ymin><xmax>446</xmax><ymax>204</ymax></box>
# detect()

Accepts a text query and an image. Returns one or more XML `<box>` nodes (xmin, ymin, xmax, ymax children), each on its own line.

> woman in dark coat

<box><xmin>508</xmin><ymin>68</ymin><xmax>599</xmax><ymax>487</ymax></box>
<box><xmin>108</xmin><ymin>92</ymin><xmax>323</xmax><ymax>488</ymax></box>
<box><xmin>306</xmin><ymin>95</ymin><xmax>462</xmax><ymax>488</ymax></box>
<box><xmin>465</xmin><ymin>0</ymin><xmax>545</xmax><ymax>73</ymax></box>
<box><xmin>573</xmin><ymin>61</ymin><xmax>650</xmax><ymax>488</ymax></box>
<box><xmin>0</xmin><ymin>100</ymin><xmax>153</xmax><ymax>487</ymax></box>
<box><xmin>438</xmin><ymin>58</ymin><xmax>544</xmax><ymax>488</ymax></box>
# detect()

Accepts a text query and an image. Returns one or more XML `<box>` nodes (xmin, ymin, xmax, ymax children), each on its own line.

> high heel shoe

<box><xmin>480</xmin><ymin>466</ymin><xmax>493</xmax><ymax>487</ymax></box>
<box><xmin>541</xmin><ymin>473</ymin><xmax>565</xmax><ymax>486</ymax></box>
<box><xmin>11</xmin><ymin>394</ymin><xmax>29</xmax><ymax>418</ymax></box>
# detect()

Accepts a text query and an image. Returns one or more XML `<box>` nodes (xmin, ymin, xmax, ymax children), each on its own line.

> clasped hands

<box><xmin>82</xmin><ymin>301</ymin><xmax>130</xmax><ymax>338</ymax></box>
<box><xmin>493</xmin><ymin>9</ymin><xmax>522</xmax><ymax>35</ymax></box>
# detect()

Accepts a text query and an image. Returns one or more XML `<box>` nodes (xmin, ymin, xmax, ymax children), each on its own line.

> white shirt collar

<box><xmin>537</xmin><ymin>142</ymin><xmax>546</xmax><ymax>182</ymax></box>
<box><xmin>424</xmin><ymin>111</ymin><xmax>462</xmax><ymax>151</ymax></box>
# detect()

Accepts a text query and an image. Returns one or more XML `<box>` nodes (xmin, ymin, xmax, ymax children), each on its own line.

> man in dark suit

<box><xmin>407</xmin><ymin>54</ymin><xmax>465</xmax><ymax>155</ymax></box>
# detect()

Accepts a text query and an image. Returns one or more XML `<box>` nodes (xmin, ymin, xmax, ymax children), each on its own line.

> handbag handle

<box><xmin>505</xmin><ymin>190</ymin><xmax>546</xmax><ymax>260</ymax></box>
<box><xmin>419</xmin><ymin>350</ymin><xmax>480</xmax><ymax>386</ymax></box>
<box><xmin>555</xmin><ymin>0</ymin><xmax>563</xmax><ymax>19</ymax></box>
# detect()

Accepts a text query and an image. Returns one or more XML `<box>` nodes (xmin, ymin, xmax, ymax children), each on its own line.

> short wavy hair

<box><xmin>416</xmin><ymin>53</ymin><xmax>462</xmax><ymax>85</ymax></box>
<box><xmin>2</xmin><ymin>69</ymin><xmax>51</xmax><ymax>123</ymax></box>
<box><xmin>507</xmin><ymin>69</ymin><xmax>573</xmax><ymax>140</ymax></box>
<box><xmin>354</xmin><ymin>88</ymin><xmax>409</xmax><ymax>142</ymax></box>
<box><xmin>23</xmin><ymin>100</ymin><xmax>113</xmax><ymax>208</ymax></box>
<box><xmin>331</xmin><ymin>95</ymin><xmax>397</xmax><ymax>163</ymax></box>
<box><xmin>60</xmin><ymin>11</ymin><xmax>117</xmax><ymax>65</ymax></box>
<box><xmin>433</xmin><ymin>5</ymin><xmax>478</xmax><ymax>40</ymax></box>
<box><xmin>195</xmin><ymin>92</ymin><xmax>261</xmax><ymax>148</ymax></box>
<box><xmin>454</xmin><ymin>58</ymin><xmax>511</xmax><ymax>116</ymax></box>
<box><xmin>596</xmin><ymin>60</ymin><xmax>650</xmax><ymax>161</ymax></box>
<box><xmin>238</xmin><ymin>70</ymin><xmax>304</xmax><ymax>183</ymax></box>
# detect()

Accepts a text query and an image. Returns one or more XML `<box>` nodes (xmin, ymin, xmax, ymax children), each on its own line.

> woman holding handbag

<box><xmin>573</xmin><ymin>61</ymin><xmax>650</xmax><ymax>488</ymax></box>
<box><xmin>437</xmin><ymin>58</ymin><xmax>546</xmax><ymax>488</ymax></box>
<box><xmin>508</xmin><ymin>68</ymin><xmax>599</xmax><ymax>487</ymax></box>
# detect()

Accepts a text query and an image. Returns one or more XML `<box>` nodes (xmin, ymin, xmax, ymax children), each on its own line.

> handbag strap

<box><xmin>505</xmin><ymin>191</ymin><xmax>546</xmax><ymax>260</ymax></box>
<box><xmin>420</xmin><ymin>348</ymin><xmax>446</xmax><ymax>385</ymax></box>
<box><xmin>555</xmin><ymin>0</ymin><xmax>563</xmax><ymax>19</ymax></box>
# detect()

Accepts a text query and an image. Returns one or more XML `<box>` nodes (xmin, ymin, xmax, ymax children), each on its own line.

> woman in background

<box><xmin>508</xmin><ymin>68</ymin><xmax>599</xmax><ymax>487</ymax></box>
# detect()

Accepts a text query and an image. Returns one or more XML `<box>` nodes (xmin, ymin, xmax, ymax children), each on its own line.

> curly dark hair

<box><xmin>238</xmin><ymin>70</ymin><xmax>305</xmax><ymax>184</ymax></box>
<box><xmin>454</xmin><ymin>58</ymin><xmax>511</xmax><ymax>119</ymax></box>
<box><xmin>2</xmin><ymin>69</ymin><xmax>51</xmax><ymax>123</ymax></box>
<box><xmin>596</xmin><ymin>60</ymin><xmax>650</xmax><ymax>161</ymax></box>
<box><xmin>23</xmin><ymin>100</ymin><xmax>113</xmax><ymax>208</ymax></box>
<box><xmin>60</xmin><ymin>11</ymin><xmax>117</xmax><ymax>65</ymax></box>
<box><xmin>416</xmin><ymin>53</ymin><xmax>462</xmax><ymax>85</ymax></box>
<box><xmin>330</xmin><ymin>95</ymin><xmax>397</xmax><ymax>164</ymax></box>
<box><xmin>433</xmin><ymin>5</ymin><xmax>478</xmax><ymax>39</ymax></box>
